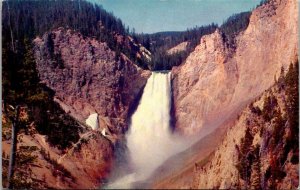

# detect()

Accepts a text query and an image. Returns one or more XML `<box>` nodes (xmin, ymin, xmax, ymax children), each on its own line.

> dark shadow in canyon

<box><xmin>103</xmin><ymin>82</ymin><xmax>148</xmax><ymax>187</ymax></box>
<box><xmin>170</xmin><ymin>76</ymin><xmax>177</xmax><ymax>132</ymax></box>
<box><xmin>126</xmin><ymin>83</ymin><xmax>148</xmax><ymax>132</ymax></box>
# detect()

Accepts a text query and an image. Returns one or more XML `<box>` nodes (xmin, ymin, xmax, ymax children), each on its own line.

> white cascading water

<box><xmin>108</xmin><ymin>72</ymin><xmax>194</xmax><ymax>188</ymax></box>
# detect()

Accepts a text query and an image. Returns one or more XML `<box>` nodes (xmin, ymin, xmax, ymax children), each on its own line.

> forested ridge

<box><xmin>2</xmin><ymin>0</ymin><xmax>138</xmax><ymax>60</ymax></box>
<box><xmin>135</xmin><ymin>24</ymin><xmax>218</xmax><ymax>70</ymax></box>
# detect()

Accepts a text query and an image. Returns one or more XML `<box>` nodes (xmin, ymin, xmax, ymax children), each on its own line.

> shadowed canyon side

<box><xmin>172</xmin><ymin>0</ymin><xmax>298</xmax><ymax>134</ymax></box>
<box><xmin>34</xmin><ymin>28</ymin><xmax>151</xmax><ymax>134</ymax></box>
<box><xmin>108</xmin><ymin>72</ymin><xmax>194</xmax><ymax>188</ymax></box>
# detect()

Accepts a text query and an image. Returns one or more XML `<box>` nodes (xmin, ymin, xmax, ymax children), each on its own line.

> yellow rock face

<box><xmin>172</xmin><ymin>0</ymin><xmax>298</xmax><ymax>135</ymax></box>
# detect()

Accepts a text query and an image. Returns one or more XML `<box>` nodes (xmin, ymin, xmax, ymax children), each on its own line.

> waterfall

<box><xmin>108</xmin><ymin>72</ymin><xmax>193</xmax><ymax>188</ymax></box>
<box><xmin>127</xmin><ymin>72</ymin><xmax>172</xmax><ymax>178</ymax></box>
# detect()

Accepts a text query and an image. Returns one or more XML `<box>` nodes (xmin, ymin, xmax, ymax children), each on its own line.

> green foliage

<box><xmin>146</xmin><ymin>51</ymin><xmax>189</xmax><ymax>71</ymax></box>
<box><xmin>262</xmin><ymin>93</ymin><xmax>278</xmax><ymax>122</ymax></box>
<box><xmin>135</xmin><ymin>24</ymin><xmax>217</xmax><ymax>70</ymax></box>
<box><xmin>2</xmin><ymin>0</ymin><xmax>255</xmax><ymax>71</ymax></box>
<box><xmin>272</xmin><ymin>110</ymin><xmax>285</xmax><ymax>148</ymax></box>
<box><xmin>220</xmin><ymin>11</ymin><xmax>251</xmax><ymax>49</ymax></box>
<box><xmin>237</xmin><ymin>133</ymin><xmax>263</xmax><ymax>189</ymax></box>
<box><xmin>3</xmin><ymin>38</ymin><xmax>80</xmax><ymax>150</ymax></box>
<box><xmin>276</xmin><ymin>66</ymin><xmax>285</xmax><ymax>91</ymax></box>
<box><xmin>236</xmin><ymin>127</ymin><xmax>254</xmax><ymax>185</ymax></box>
<box><xmin>3</xmin><ymin>145</ymin><xmax>42</xmax><ymax>189</ymax></box>
<box><xmin>2</xmin><ymin>0</ymin><xmax>138</xmax><ymax>64</ymax></box>
<box><xmin>257</xmin><ymin>0</ymin><xmax>269</xmax><ymax>7</ymax></box>
<box><xmin>31</xmin><ymin>95</ymin><xmax>81</xmax><ymax>149</ymax></box>
<box><xmin>250</xmin><ymin>145</ymin><xmax>262</xmax><ymax>190</ymax></box>
<box><xmin>236</xmin><ymin>60</ymin><xmax>298</xmax><ymax>189</ymax></box>
<box><xmin>137</xmin><ymin>10</ymin><xmax>252</xmax><ymax>70</ymax></box>
<box><xmin>284</xmin><ymin>61</ymin><xmax>299</xmax><ymax>150</ymax></box>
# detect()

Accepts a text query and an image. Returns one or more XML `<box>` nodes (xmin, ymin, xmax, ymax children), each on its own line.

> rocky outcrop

<box><xmin>34</xmin><ymin>28</ymin><xmax>150</xmax><ymax>134</ymax></box>
<box><xmin>167</xmin><ymin>41</ymin><xmax>188</xmax><ymax>55</ymax></box>
<box><xmin>172</xmin><ymin>0</ymin><xmax>298</xmax><ymax>134</ymax></box>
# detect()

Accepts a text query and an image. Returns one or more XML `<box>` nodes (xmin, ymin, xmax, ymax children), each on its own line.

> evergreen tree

<box><xmin>236</xmin><ymin>127</ymin><xmax>254</xmax><ymax>187</ymax></box>
<box><xmin>284</xmin><ymin>60</ymin><xmax>299</xmax><ymax>152</ymax></box>
<box><xmin>250</xmin><ymin>145</ymin><xmax>262</xmax><ymax>190</ymax></box>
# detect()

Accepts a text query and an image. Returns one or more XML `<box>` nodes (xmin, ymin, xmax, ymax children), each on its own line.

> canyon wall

<box><xmin>192</xmin><ymin>83</ymin><xmax>299</xmax><ymax>189</ymax></box>
<box><xmin>172</xmin><ymin>0</ymin><xmax>298</xmax><ymax>134</ymax></box>
<box><xmin>34</xmin><ymin>28</ymin><xmax>150</xmax><ymax>134</ymax></box>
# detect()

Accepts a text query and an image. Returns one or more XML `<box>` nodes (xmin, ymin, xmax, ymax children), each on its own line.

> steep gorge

<box><xmin>2</xmin><ymin>0</ymin><xmax>298</xmax><ymax>189</ymax></box>
<box><xmin>30</xmin><ymin>0</ymin><xmax>298</xmax><ymax>188</ymax></box>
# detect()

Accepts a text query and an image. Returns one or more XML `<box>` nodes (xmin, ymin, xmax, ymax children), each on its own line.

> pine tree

<box><xmin>285</xmin><ymin>61</ymin><xmax>299</xmax><ymax>137</ymax></box>
<box><xmin>250</xmin><ymin>145</ymin><xmax>261</xmax><ymax>190</ymax></box>
<box><xmin>277</xmin><ymin>66</ymin><xmax>285</xmax><ymax>91</ymax></box>
<box><xmin>236</xmin><ymin>127</ymin><xmax>254</xmax><ymax>188</ymax></box>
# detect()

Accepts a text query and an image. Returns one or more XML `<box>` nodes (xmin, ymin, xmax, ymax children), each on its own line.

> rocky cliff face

<box><xmin>172</xmin><ymin>0</ymin><xmax>298</xmax><ymax>134</ymax></box>
<box><xmin>34</xmin><ymin>28</ymin><xmax>150</xmax><ymax>134</ymax></box>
